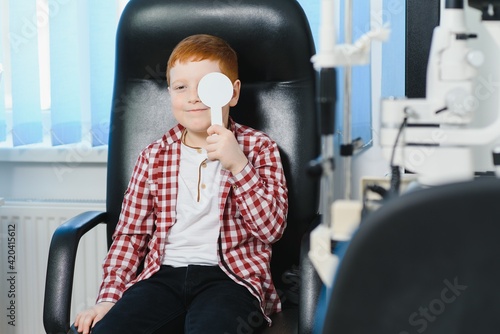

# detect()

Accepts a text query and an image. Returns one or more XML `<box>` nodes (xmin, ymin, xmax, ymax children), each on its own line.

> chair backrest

<box><xmin>106</xmin><ymin>0</ymin><xmax>319</xmax><ymax>288</ymax></box>
<box><xmin>320</xmin><ymin>178</ymin><xmax>500</xmax><ymax>333</ymax></box>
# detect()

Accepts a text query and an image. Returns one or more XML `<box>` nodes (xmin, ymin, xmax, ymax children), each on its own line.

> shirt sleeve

<box><xmin>96</xmin><ymin>151</ymin><xmax>155</xmax><ymax>303</ymax></box>
<box><xmin>229</xmin><ymin>137</ymin><xmax>288</xmax><ymax>244</ymax></box>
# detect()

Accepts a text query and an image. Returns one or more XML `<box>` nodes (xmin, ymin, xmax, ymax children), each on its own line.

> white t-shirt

<box><xmin>162</xmin><ymin>142</ymin><xmax>221</xmax><ymax>267</ymax></box>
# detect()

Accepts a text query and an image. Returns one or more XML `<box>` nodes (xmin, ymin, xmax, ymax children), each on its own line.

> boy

<box><xmin>73</xmin><ymin>34</ymin><xmax>288</xmax><ymax>334</ymax></box>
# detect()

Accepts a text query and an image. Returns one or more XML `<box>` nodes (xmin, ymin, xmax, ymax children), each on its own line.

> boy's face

<box><xmin>168</xmin><ymin>59</ymin><xmax>240</xmax><ymax>136</ymax></box>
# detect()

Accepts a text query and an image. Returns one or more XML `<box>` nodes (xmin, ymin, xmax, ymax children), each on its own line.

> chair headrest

<box><xmin>117</xmin><ymin>0</ymin><xmax>315</xmax><ymax>83</ymax></box>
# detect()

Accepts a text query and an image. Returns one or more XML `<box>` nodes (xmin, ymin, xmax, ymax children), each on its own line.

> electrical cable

<box><xmin>389</xmin><ymin>116</ymin><xmax>408</xmax><ymax>169</ymax></box>
<box><xmin>386</xmin><ymin>114</ymin><xmax>407</xmax><ymax>196</ymax></box>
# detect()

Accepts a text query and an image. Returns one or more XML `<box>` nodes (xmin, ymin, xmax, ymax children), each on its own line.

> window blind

<box><xmin>8</xmin><ymin>0</ymin><xmax>43</xmax><ymax>146</ymax></box>
<box><xmin>0</xmin><ymin>51</ymin><xmax>6</xmax><ymax>142</ymax></box>
<box><xmin>0</xmin><ymin>0</ymin><xmax>124</xmax><ymax>147</ymax></box>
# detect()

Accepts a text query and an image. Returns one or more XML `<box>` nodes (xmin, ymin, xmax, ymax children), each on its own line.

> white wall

<box><xmin>0</xmin><ymin>156</ymin><xmax>106</xmax><ymax>202</ymax></box>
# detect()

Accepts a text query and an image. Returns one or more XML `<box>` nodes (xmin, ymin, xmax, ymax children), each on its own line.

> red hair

<box><xmin>166</xmin><ymin>34</ymin><xmax>238</xmax><ymax>85</ymax></box>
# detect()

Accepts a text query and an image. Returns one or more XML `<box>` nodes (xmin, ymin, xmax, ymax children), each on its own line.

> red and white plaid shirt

<box><xmin>96</xmin><ymin>119</ymin><xmax>288</xmax><ymax>322</ymax></box>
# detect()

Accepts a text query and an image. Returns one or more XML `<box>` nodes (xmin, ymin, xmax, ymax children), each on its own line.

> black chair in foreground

<box><xmin>43</xmin><ymin>0</ymin><xmax>321</xmax><ymax>333</ymax></box>
<box><xmin>319</xmin><ymin>178</ymin><xmax>500</xmax><ymax>334</ymax></box>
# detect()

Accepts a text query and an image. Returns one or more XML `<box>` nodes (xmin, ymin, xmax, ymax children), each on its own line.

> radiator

<box><xmin>0</xmin><ymin>201</ymin><xmax>107</xmax><ymax>334</ymax></box>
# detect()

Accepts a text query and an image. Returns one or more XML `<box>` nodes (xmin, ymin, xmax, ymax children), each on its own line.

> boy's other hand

<box><xmin>74</xmin><ymin>301</ymin><xmax>115</xmax><ymax>334</ymax></box>
<box><xmin>207</xmin><ymin>124</ymin><xmax>248</xmax><ymax>175</ymax></box>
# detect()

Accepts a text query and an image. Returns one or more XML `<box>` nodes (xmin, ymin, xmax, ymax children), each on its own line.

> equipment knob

<box><xmin>467</xmin><ymin>50</ymin><xmax>484</xmax><ymax>68</ymax></box>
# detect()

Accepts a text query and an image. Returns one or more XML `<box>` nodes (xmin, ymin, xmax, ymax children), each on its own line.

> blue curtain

<box><xmin>88</xmin><ymin>0</ymin><xmax>116</xmax><ymax>146</ymax></box>
<box><xmin>9</xmin><ymin>0</ymin><xmax>43</xmax><ymax>146</ymax></box>
<box><xmin>0</xmin><ymin>20</ymin><xmax>6</xmax><ymax>142</ymax></box>
<box><xmin>298</xmin><ymin>0</ymin><xmax>373</xmax><ymax>147</ymax></box>
<box><xmin>49</xmin><ymin>0</ymin><xmax>85</xmax><ymax>145</ymax></box>
<box><xmin>381</xmin><ymin>0</ymin><xmax>406</xmax><ymax>97</ymax></box>
<box><xmin>49</xmin><ymin>0</ymin><xmax>118</xmax><ymax>146</ymax></box>
<box><xmin>1</xmin><ymin>0</ymin><xmax>122</xmax><ymax>147</ymax></box>
<box><xmin>336</xmin><ymin>0</ymin><xmax>373</xmax><ymax>146</ymax></box>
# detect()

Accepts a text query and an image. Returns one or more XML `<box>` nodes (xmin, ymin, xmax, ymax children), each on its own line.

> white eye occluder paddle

<box><xmin>198</xmin><ymin>72</ymin><xmax>233</xmax><ymax>126</ymax></box>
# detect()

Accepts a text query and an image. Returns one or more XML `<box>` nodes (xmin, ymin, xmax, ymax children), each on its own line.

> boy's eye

<box><xmin>170</xmin><ymin>84</ymin><xmax>186</xmax><ymax>91</ymax></box>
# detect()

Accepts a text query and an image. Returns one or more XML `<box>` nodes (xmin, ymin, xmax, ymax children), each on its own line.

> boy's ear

<box><xmin>229</xmin><ymin>79</ymin><xmax>241</xmax><ymax>107</ymax></box>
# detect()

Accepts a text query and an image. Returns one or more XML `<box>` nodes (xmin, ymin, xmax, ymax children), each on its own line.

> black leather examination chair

<box><xmin>43</xmin><ymin>0</ymin><xmax>322</xmax><ymax>333</ymax></box>
<box><xmin>318</xmin><ymin>178</ymin><xmax>500</xmax><ymax>333</ymax></box>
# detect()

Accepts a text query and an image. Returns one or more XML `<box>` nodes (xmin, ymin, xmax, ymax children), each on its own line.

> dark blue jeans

<box><xmin>71</xmin><ymin>265</ymin><xmax>266</xmax><ymax>334</ymax></box>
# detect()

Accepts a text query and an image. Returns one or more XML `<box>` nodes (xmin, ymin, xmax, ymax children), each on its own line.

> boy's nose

<box><xmin>188</xmin><ymin>86</ymin><xmax>200</xmax><ymax>103</ymax></box>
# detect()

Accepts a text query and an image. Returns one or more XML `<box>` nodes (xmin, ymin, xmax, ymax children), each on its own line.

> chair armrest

<box><xmin>299</xmin><ymin>215</ymin><xmax>323</xmax><ymax>334</ymax></box>
<box><xmin>43</xmin><ymin>211</ymin><xmax>107</xmax><ymax>334</ymax></box>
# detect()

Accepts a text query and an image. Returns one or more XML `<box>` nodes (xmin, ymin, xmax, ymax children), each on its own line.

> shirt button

<box><xmin>201</xmin><ymin>162</ymin><xmax>207</xmax><ymax>168</ymax></box>
<box><xmin>201</xmin><ymin>184</ymin><xmax>206</xmax><ymax>189</ymax></box>
<box><xmin>196</xmin><ymin>148</ymin><xmax>202</xmax><ymax>154</ymax></box>
<box><xmin>232</xmin><ymin>184</ymin><xmax>238</xmax><ymax>190</ymax></box>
